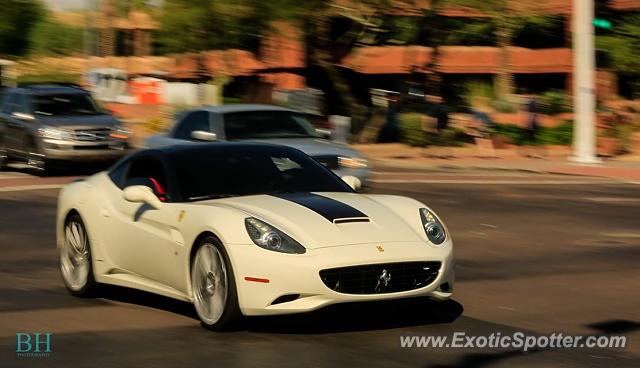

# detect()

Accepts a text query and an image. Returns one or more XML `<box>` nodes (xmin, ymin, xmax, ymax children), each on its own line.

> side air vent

<box><xmin>270</xmin><ymin>294</ymin><xmax>300</xmax><ymax>305</ymax></box>
<box><xmin>333</xmin><ymin>218</ymin><xmax>370</xmax><ymax>224</ymax></box>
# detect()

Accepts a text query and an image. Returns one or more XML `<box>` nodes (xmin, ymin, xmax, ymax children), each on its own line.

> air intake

<box><xmin>270</xmin><ymin>294</ymin><xmax>300</xmax><ymax>305</ymax></box>
<box><xmin>333</xmin><ymin>218</ymin><xmax>370</xmax><ymax>224</ymax></box>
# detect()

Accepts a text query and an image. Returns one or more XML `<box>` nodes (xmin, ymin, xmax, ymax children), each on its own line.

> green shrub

<box><xmin>398</xmin><ymin>113</ymin><xmax>429</xmax><ymax>147</ymax></box>
<box><xmin>539</xmin><ymin>90</ymin><xmax>571</xmax><ymax>115</ymax></box>
<box><xmin>538</xmin><ymin>121</ymin><xmax>573</xmax><ymax>145</ymax></box>
<box><xmin>493</xmin><ymin>121</ymin><xmax>573</xmax><ymax>145</ymax></box>
<box><xmin>17</xmin><ymin>73</ymin><xmax>80</xmax><ymax>85</ymax></box>
<box><xmin>398</xmin><ymin>113</ymin><xmax>473</xmax><ymax>147</ymax></box>
<box><xmin>491</xmin><ymin>99</ymin><xmax>517</xmax><ymax>113</ymax></box>
<box><xmin>463</xmin><ymin>80</ymin><xmax>494</xmax><ymax>107</ymax></box>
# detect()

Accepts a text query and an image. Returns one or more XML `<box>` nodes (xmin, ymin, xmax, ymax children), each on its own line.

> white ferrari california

<box><xmin>57</xmin><ymin>143</ymin><xmax>453</xmax><ymax>330</ymax></box>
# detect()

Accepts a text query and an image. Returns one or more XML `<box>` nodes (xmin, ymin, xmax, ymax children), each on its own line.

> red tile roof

<box><xmin>341</xmin><ymin>46</ymin><xmax>573</xmax><ymax>74</ymax></box>
<box><xmin>259</xmin><ymin>22</ymin><xmax>305</xmax><ymax>70</ymax></box>
<box><xmin>609</xmin><ymin>0</ymin><xmax>640</xmax><ymax>10</ymax></box>
<box><xmin>170</xmin><ymin>50</ymin><xmax>265</xmax><ymax>78</ymax></box>
<box><xmin>341</xmin><ymin>45</ymin><xmax>432</xmax><ymax>74</ymax></box>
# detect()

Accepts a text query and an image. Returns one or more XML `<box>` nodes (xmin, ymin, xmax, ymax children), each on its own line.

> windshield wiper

<box><xmin>188</xmin><ymin>194</ymin><xmax>237</xmax><ymax>201</ymax></box>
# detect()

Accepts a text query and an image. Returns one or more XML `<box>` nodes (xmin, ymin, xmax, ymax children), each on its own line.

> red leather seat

<box><xmin>149</xmin><ymin>177</ymin><xmax>168</xmax><ymax>202</ymax></box>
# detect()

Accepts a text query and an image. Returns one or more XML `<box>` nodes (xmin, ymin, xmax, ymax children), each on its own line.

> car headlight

<box><xmin>419</xmin><ymin>208</ymin><xmax>446</xmax><ymax>245</ymax></box>
<box><xmin>110</xmin><ymin>125</ymin><xmax>131</xmax><ymax>140</ymax></box>
<box><xmin>38</xmin><ymin>127</ymin><xmax>72</xmax><ymax>140</ymax></box>
<box><xmin>338</xmin><ymin>156</ymin><xmax>368</xmax><ymax>169</ymax></box>
<box><xmin>244</xmin><ymin>217</ymin><xmax>306</xmax><ymax>254</ymax></box>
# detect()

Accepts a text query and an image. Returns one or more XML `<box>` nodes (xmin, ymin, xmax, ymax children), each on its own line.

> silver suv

<box><xmin>0</xmin><ymin>84</ymin><xmax>130</xmax><ymax>174</ymax></box>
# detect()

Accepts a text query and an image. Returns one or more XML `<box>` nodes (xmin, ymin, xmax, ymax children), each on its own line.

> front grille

<box><xmin>72</xmin><ymin>128</ymin><xmax>111</xmax><ymax>142</ymax></box>
<box><xmin>73</xmin><ymin>144</ymin><xmax>111</xmax><ymax>150</ymax></box>
<box><xmin>320</xmin><ymin>261</ymin><xmax>441</xmax><ymax>295</ymax></box>
<box><xmin>313</xmin><ymin>155</ymin><xmax>339</xmax><ymax>170</ymax></box>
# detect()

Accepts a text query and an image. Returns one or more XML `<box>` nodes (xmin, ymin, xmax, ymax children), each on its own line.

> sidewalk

<box><xmin>354</xmin><ymin>143</ymin><xmax>640</xmax><ymax>181</ymax></box>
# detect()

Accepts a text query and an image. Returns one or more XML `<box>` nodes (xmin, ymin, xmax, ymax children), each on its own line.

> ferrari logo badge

<box><xmin>178</xmin><ymin>210</ymin><xmax>185</xmax><ymax>222</ymax></box>
<box><xmin>376</xmin><ymin>245</ymin><xmax>384</xmax><ymax>252</ymax></box>
<box><xmin>375</xmin><ymin>269</ymin><xmax>392</xmax><ymax>292</ymax></box>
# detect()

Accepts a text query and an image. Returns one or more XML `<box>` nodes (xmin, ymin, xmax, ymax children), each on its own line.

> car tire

<box><xmin>0</xmin><ymin>140</ymin><xmax>7</xmax><ymax>170</ymax></box>
<box><xmin>60</xmin><ymin>213</ymin><xmax>98</xmax><ymax>297</ymax></box>
<box><xmin>25</xmin><ymin>139</ymin><xmax>52</xmax><ymax>175</ymax></box>
<box><xmin>191</xmin><ymin>236</ymin><xmax>242</xmax><ymax>331</ymax></box>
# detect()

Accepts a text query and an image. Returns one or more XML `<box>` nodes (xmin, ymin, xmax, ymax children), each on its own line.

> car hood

<box><xmin>244</xmin><ymin>138</ymin><xmax>363</xmax><ymax>158</ymax></box>
<box><xmin>37</xmin><ymin>114</ymin><xmax>119</xmax><ymax>129</ymax></box>
<box><xmin>208</xmin><ymin>192</ymin><xmax>423</xmax><ymax>249</ymax></box>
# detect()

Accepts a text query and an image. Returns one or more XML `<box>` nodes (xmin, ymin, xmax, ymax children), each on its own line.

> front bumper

<box><xmin>41</xmin><ymin>138</ymin><xmax>130</xmax><ymax>161</ymax></box>
<box><xmin>228</xmin><ymin>240</ymin><xmax>453</xmax><ymax>316</ymax></box>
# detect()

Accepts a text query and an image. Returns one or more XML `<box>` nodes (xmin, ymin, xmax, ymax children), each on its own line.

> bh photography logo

<box><xmin>15</xmin><ymin>333</ymin><xmax>53</xmax><ymax>358</ymax></box>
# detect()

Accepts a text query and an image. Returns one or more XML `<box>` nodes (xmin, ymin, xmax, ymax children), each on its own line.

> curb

<box><xmin>369</xmin><ymin>158</ymin><xmax>640</xmax><ymax>181</ymax></box>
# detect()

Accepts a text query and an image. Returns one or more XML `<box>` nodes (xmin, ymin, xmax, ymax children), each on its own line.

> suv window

<box><xmin>173</xmin><ymin>111</ymin><xmax>210</xmax><ymax>140</ymax></box>
<box><xmin>32</xmin><ymin>93</ymin><xmax>101</xmax><ymax>116</ymax></box>
<box><xmin>124</xmin><ymin>156</ymin><xmax>170</xmax><ymax>202</ymax></box>
<box><xmin>1</xmin><ymin>93</ymin><xmax>19</xmax><ymax>114</ymax></box>
<box><xmin>13</xmin><ymin>94</ymin><xmax>29</xmax><ymax>114</ymax></box>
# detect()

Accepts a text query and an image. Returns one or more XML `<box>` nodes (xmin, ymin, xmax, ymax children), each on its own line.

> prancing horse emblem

<box><xmin>375</xmin><ymin>269</ymin><xmax>391</xmax><ymax>292</ymax></box>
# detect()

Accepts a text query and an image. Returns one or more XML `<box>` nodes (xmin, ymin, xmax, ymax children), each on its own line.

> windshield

<box><xmin>169</xmin><ymin>145</ymin><xmax>352</xmax><ymax>201</ymax></box>
<box><xmin>33</xmin><ymin>94</ymin><xmax>102</xmax><ymax>116</ymax></box>
<box><xmin>224</xmin><ymin>111</ymin><xmax>316</xmax><ymax>140</ymax></box>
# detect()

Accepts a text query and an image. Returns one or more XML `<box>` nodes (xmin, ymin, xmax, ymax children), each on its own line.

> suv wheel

<box><xmin>0</xmin><ymin>141</ymin><xmax>7</xmax><ymax>170</ymax></box>
<box><xmin>25</xmin><ymin>140</ymin><xmax>51</xmax><ymax>175</ymax></box>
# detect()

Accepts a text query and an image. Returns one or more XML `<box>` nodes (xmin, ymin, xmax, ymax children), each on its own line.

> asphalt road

<box><xmin>0</xmin><ymin>168</ymin><xmax>638</xmax><ymax>367</ymax></box>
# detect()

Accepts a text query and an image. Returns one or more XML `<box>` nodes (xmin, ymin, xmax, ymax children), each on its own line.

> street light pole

<box><xmin>571</xmin><ymin>0</ymin><xmax>600</xmax><ymax>163</ymax></box>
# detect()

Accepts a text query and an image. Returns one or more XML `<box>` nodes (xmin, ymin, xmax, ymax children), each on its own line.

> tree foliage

<box><xmin>157</xmin><ymin>0</ymin><xmax>294</xmax><ymax>53</ymax></box>
<box><xmin>29</xmin><ymin>18</ymin><xmax>84</xmax><ymax>56</ymax></box>
<box><xmin>0</xmin><ymin>0</ymin><xmax>45</xmax><ymax>57</ymax></box>
<box><xmin>596</xmin><ymin>13</ymin><xmax>640</xmax><ymax>73</ymax></box>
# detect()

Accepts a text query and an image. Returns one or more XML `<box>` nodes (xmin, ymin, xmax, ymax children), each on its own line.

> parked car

<box><xmin>145</xmin><ymin>104</ymin><xmax>370</xmax><ymax>188</ymax></box>
<box><xmin>0</xmin><ymin>84</ymin><xmax>130</xmax><ymax>173</ymax></box>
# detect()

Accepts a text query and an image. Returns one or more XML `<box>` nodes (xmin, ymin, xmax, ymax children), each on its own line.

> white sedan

<box><xmin>57</xmin><ymin>143</ymin><xmax>453</xmax><ymax>330</ymax></box>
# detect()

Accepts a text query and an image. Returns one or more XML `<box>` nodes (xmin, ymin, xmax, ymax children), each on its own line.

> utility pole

<box><xmin>571</xmin><ymin>0</ymin><xmax>600</xmax><ymax>163</ymax></box>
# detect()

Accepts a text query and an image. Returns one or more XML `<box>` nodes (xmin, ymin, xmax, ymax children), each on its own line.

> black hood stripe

<box><xmin>272</xmin><ymin>193</ymin><xmax>367</xmax><ymax>222</ymax></box>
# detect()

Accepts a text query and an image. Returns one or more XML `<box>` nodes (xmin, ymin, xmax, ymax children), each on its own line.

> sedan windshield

<box><xmin>224</xmin><ymin>111</ymin><xmax>316</xmax><ymax>140</ymax></box>
<box><xmin>33</xmin><ymin>94</ymin><xmax>102</xmax><ymax>116</ymax></box>
<box><xmin>169</xmin><ymin>145</ymin><xmax>352</xmax><ymax>201</ymax></box>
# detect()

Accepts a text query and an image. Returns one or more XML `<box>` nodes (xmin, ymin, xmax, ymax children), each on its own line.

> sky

<box><xmin>44</xmin><ymin>0</ymin><xmax>162</xmax><ymax>11</ymax></box>
<box><xmin>44</xmin><ymin>0</ymin><xmax>87</xmax><ymax>11</ymax></box>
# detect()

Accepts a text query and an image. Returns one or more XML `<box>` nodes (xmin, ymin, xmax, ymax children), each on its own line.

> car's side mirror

<box><xmin>11</xmin><ymin>112</ymin><xmax>35</xmax><ymax>121</ymax></box>
<box><xmin>191</xmin><ymin>130</ymin><xmax>217</xmax><ymax>142</ymax></box>
<box><xmin>315</xmin><ymin>128</ymin><xmax>332</xmax><ymax>140</ymax></box>
<box><xmin>341</xmin><ymin>175</ymin><xmax>362</xmax><ymax>191</ymax></box>
<box><xmin>123</xmin><ymin>185</ymin><xmax>164</xmax><ymax>209</ymax></box>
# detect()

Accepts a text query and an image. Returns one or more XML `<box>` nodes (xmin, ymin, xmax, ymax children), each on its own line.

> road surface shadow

<box><xmin>97</xmin><ymin>284</ymin><xmax>199</xmax><ymax>320</ymax></box>
<box><xmin>96</xmin><ymin>284</ymin><xmax>463</xmax><ymax>334</ymax></box>
<box><xmin>245</xmin><ymin>297</ymin><xmax>463</xmax><ymax>334</ymax></box>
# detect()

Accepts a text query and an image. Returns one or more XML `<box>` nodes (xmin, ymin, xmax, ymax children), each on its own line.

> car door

<box><xmin>7</xmin><ymin>93</ymin><xmax>33</xmax><ymax>155</ymax></box>
<box><xmin>102</xmin><ymin>154</ymin><xmax>184</xmax><ymax>288</ymax></box>
<box><xmin>0</xmin><ymin>93</ymin><xmax>24</xmax><ymax>154</ymax></box>
<box><xmin>0</xmin><ymin>92</ymin><xmax>11</xmax><ymax>152</ymax></box>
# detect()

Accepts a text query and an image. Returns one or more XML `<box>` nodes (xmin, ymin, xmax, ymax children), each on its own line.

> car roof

<box><xmin>10</xmin><ymin>84</ymin><xmax>88</xmax><ymax>95</ymax></box>
<box><xmin>198</xmin><ymin>104</ymin><xmax>294</xmax><ymax>114</ymax></box>
<box><xmin>144</xmin><ymin>142</ymin><xmax>299</xmax><ymax>157</ymax></box>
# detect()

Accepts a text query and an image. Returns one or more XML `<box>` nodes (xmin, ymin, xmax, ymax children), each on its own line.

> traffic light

<box><xmin>593</xmin><ymin>18</ymin><xmax>612</xmax><ymax>30</ymax></box>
